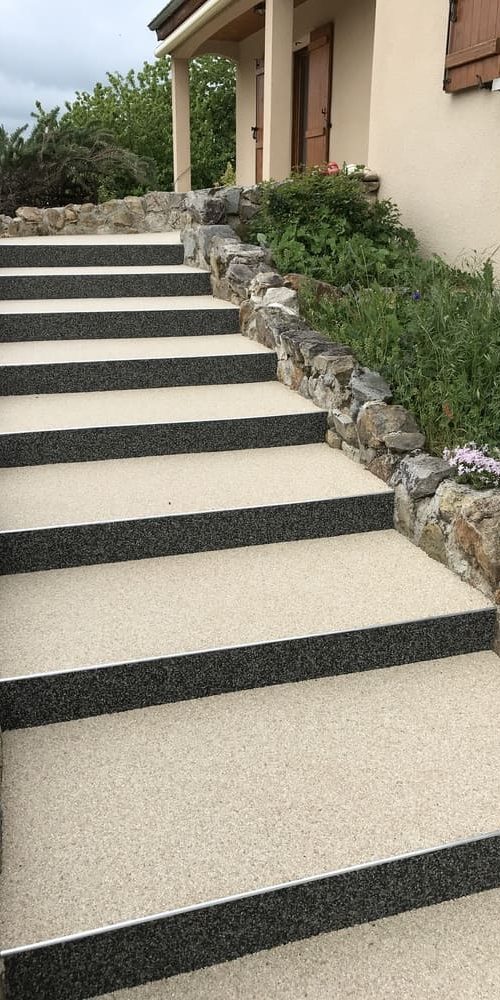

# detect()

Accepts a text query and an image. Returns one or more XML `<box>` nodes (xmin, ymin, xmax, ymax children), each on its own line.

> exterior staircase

<box><xmin>0</xmin><ymin>232</ymin><xmax>498</xmax><ymax>1000</ymax></box>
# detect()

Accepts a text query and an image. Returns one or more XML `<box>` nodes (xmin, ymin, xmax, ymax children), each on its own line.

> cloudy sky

<box><xmin>0</xmin><ymin>0</ymin><xmax>160</xmax><ymax>133</ymax></box>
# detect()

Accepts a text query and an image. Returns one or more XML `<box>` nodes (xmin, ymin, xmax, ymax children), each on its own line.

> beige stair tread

<box><xmin>1</xmin><ymin>653</ymin><xmax>499</xmax><ymax>945</ymax></box>
<box><xmin>0</xmin><ymin>334</ymin><xmax>271</xmax><ymax>365</ymax></box>
<box><xmin>0</xmin><ymin>294</ymin><xmax>235</xmax><ymax>315</ymax></box>
<box><xmin>1</xmin><ymin>233</ymin><xmax>181</xmax><ymax>246</ymax></box>
<box><xmin>0</xmin><ymin>531</ymin><xmax>490</xmax><ymax>678</ymax></box>
<box><xmin>97</xmin><ymin>890</ymin><xmax>500</xmax><ymax>1000</ymax></box>
<box><xmin>0</xmin><ymin>444</ymin><xmax>390</xmax><ymax>530</ymax></box>
<box><xmin>0</xmin><ymin>381</ymin><xmax>319</xmax><ymax>434</ymax></box>
<box><xmin>0</xmin><ymin>264</ymin><xmax>203</xmax><ymax>277</ymax></box>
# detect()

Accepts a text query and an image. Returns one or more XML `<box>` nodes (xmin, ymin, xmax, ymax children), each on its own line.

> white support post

<box><xmin>171</xmin><ymin>57</ymin><xmax>192</xmax><ymax>193</ymax></box>
<box><xmin>262</xmin><ymin>0</ymin><xmax>294</xmax><ymax>180</ymax></box>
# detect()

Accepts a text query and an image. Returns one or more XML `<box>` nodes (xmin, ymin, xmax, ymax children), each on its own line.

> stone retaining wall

<box><xmin>182</xmin><ymin>222</ymin><xmax>500</xmax><ymax>647</ymax></box>
<box><xmin>0</xmin><ymin>172</ymin><xmax>380</xmax><ymax>239</ymax></box>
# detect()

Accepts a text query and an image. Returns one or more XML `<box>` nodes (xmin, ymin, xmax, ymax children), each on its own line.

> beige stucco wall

<box><xmin>368</xmin><ymin>0</ymin><xmax>500</xmax><ymax>267</ymax></box>
<box><xmin>234</xmin><ymin>0</ymin><xmax>376</xmax><ymax>185</ymax></box>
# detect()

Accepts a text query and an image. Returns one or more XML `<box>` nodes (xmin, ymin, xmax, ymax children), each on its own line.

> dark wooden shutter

<box><xmin>444</xmin><ymin>0</ymin><xmax>500</xmax><ymax>92</ymax></box>
<box><xmin>255</xmin><ymin>59</ymin><xmax>264</xmax><ymax>183</ymax></box>
<box><xmin>303</xmin><ymin>25</ymin><xmax>333</xmax><ymax>168</ymax></box>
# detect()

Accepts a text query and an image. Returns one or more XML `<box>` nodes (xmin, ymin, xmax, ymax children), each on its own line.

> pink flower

<box><xmin>326</xmin><ymin>162</ymin><xmax>340</xmax><ymax>175</ymax></box>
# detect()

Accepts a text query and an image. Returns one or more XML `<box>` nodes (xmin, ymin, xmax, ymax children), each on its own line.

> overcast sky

<box><xmin>0</xmin><ymin>0</ymin><xmax>159</xmax><ymax>133</ymax></box>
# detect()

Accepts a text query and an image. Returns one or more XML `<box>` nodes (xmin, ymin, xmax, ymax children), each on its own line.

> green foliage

<box><xmin>249</xmin><ymin>170</ymin><xmax>417</xmax><ymax>288</ymax></box>
<box><xmin>302</xmin><ymin>256</ymin><xmax>500</xmax><ymax>453</ymax></box>
<box><xmin>0</xmin><ymin>104</ymin><xmax>152</xmax><ymax>215</ymax></box>
<box><xmin>62</xmin><ymin>56</ymin><xmax>235</xmax><ymax>195</ymax></box>
<box><xmin>217</xmin><ymin>161</ymin><xmax>237</xmax><ymax>187</ymax></box>
<box><xmin>1</xmin><ymin>56</ymin><xmax>236</xmax><ymax>212</ymax></box>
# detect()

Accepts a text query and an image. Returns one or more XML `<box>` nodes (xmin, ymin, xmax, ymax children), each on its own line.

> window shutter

<box><xmin>444</xmin><ymin>0</ymin><xmax>500</xmax><ymax>92</ymax></box>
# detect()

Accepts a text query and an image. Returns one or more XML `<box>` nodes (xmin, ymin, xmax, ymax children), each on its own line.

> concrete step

<box><xmin>0</xmin><ymin>381</ymin><xmax>327</xmax><ymax>466</ymax></box>
<box><xmin>1</xmin><ymin>654</ymin><xmax>499</xmax><ymax>998</ymax></box>
<box><xmin>0</xmin><ymin>444</ymin><xmax>394</xmax><ymax>572</ymax></box>
<box><xmin>94</xmin><ymin>890</ymin><xmax>500</xmax><ymax>1000</ymax></box>
<box><xmin>0</xmin><ymin>233</ymin><xmax>184</xmax><ymax>268</ymax></box>
<box><xmin>0</xmin><ymin>334</ymin><xmax>276</xmax><ymax>394</ymax></box>
<box><xmin>0</xmin><ymin>264</ymin><xmax>212</xmax><ymax>300</ymax></box>
<box><xmin>0</xmin><ymin>530</ymin><xmax>493</xmax><ymax>728</ymax></box>
<box><xmin>0</xmin><ymin>296</ymin><xmax>239</xmax><ymax>342</ymax></box>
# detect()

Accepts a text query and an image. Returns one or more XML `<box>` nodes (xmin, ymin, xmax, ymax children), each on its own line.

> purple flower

<box><xmin>411</xmin><ymin>290</ymin><xmax>421</xmax><ymax>301</ymax></box>
<box><xmin>443</xmin><ymin>442</ymin><xmax>500</xmax><ymax>489</ymax></box>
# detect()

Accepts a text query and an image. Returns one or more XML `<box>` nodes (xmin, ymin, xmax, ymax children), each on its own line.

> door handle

<box><xmin>251</xmin><ymin>125</ymin><xmax>258</xmax><ymax>141</ymax></box>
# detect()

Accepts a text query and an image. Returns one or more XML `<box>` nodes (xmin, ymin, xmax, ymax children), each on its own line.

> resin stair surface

<box><xmin>96</xmin><ymin>890</ymin><xmax>500</xmax><ymax>1000</ymax></box>
<box><xmin>1</xmin><ymin>229</ymin><xmax>498</xmax><ymax>1000</ymax></box>
<box><xmin>0</xmin><ymin>334</ymin><xmax>276</xmax><ymax>394</ymax></box>
<box><xmin>0</xmin><ymin>530</ymin><xmax>491</xmax><ymax>680</ymax></box>
<box><xmin>0</xmin><ymin>295</ymin><xmax>239</xmax><ymax>341</ymax></box>
<box><xmin>1</xmin><ymin>653</ymin><xmax>499</xmax><ymax>949</ymax></box>
<box><xmin>0</xmin><ymin>264</ymin><xmax>212</xmax><ymax>299</ymax></box>
<box><xmin>0</xmin><ymin>232</ymin><xmax>185</xmax><ymax>268</ymax></box>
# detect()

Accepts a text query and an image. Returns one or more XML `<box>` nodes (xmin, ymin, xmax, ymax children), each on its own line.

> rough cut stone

<box><xmin>326</xmin><ymin>429</ymin><xmax>342</xmax><ymax>449</ymax></box>
<box><xmin>248</xmin><ymin>271</ymin><xmax>284</xmax><ymax>297</ymax></box>
<box><xmin>417</xmin><ymin>522</ymin><xmax>447</xmax><ymax>564</ymax></box>
<box><xmin>261</xmin><ymin>286</ymin><xmax>299</xmax><ymax>311</ymax></box>
<box><xmin>436</xmin><ymin>481</ymin><xmax>474</xmax><ymax>522</ymax></box>
<box><xmin>328</xmin><ymin>409</ymin><xmax>358</xmax><ymax>446</ymax></box>
<box><xmin>221</xmin><ymin>186</ymin><xmax>242</xmax><ymax>216</ymax></box>
<box><xmin>357</xmin><ymin>402</ymin><xmax>421</xmax><ymax>449</ymax></box>
<box><xmin>367</xmin><ymin>453</ymin><xmax>400</xmax><ymax>483</ymax></box>
<box><xmin>453</xmin><ymin>493</ymin><xmax>500</xmax><ymax>590</ymax></box>
<box><xmin>350</xmin><ymin>367</ymin><xmax>392</xmax><ymax>406</ymax></box>
<box><xmin>311</xmin><ymin>351</ymin><xmax>355</xmax><ymax>383</ymax></box>
<box><xmin>397</xmin><ymin>453</ymin><xmax>452</xmax><ymax>500</ymax></box>
<box><xmin>185</xmin><ymin>191</ymin><xmax>225</xmax><ymax>225</ymax></box>
<box><xmin>384</xmin><ymin>430</ymin><xmax>426</xmax><ymax>453</ymax></box>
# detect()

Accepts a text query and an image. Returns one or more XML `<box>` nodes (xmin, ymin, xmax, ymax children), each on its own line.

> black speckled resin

<box><xmin>3</xmin><ymin>833</ymin><xmax>499</xmax><ymax>1000</ymax></box>
<box><xmin>0</xmin><ymin>306</ymin><xmax>240</xmax><ymax>342</ymax></box>
<box><xmin>0</xmin><ymin>352</ymin><xmax>277</xmax><ymax>395</ymax></box>
<box><xmin>0</xmin><ymin>270</ymin><xmax>211</xmax><ymax>300</ymax></box>
<box><xmin>0</xmin><ymin>412</ymin><xmax>327</xmax><ymax>467</ymax></box>
<box><xmin>0</xmin><ymin>493</ymin><xmax>395</xmax><ymax>574</ymax></box>
<box><xmin>0</xmin><ymin>244</ymin><xmax>184</xmax><ymax>269</ymax></box>
<box><xmin>0</xmin><ymin>609</ymin><xmax>494</xmax><ymax>730</ymax></box>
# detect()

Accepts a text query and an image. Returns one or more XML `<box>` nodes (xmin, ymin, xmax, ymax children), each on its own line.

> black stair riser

<box><xmin>0</xmin><ymin>245</ymin><xmax>184</xmax><ymax>269</ymax></box>
<box><xmin>0</xmin><ymin>610</ymin><xmax>494</xmax><ymax>730</ymax></box>
<box><xmin>0</xmin><ymin>272</ymin><xmax>211</xmax><ymax>300</ymax></box>
<box><xmin>0</xmin><ymin>494</ymin><xmax>395</xmax><ymax>574</ymax></box>
<box><xmin>0</xmin><ymin>308</ymin><xmax>240</xmax><ymax>342</ymax></box>
<box><xmin>0</xmin><ymin>354</ymin><xmax>277</xmax><ymax>395</ymax></box>
<box><xmin>0</xmin><ymin>412</ymin><xmax>327</xmax><ymax>467</ymax></box>
<box><xmin>3</xmin><ymin>833</ymin><xmax>499</xmax><ymax>1000</ymax></box>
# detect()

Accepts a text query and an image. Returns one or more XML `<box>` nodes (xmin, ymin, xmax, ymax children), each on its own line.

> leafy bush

<box><xmin>249</xmin><ymin>170</ymin><xmax>417</xmax><ymax>288</ymax></box>
<box><xmin>249</xmin><ymin>170</ymin><xmax>499</xmax><ymax>455</ymax></box>
<box><xmin>0</xmin><ymin>106</ymin><xmax>154</xmax><ymax>215</ymax></box>
<box><xmin>302</xmin><ymin>256</ymin><xmax>500</xmax><ymax>453</ymax></box>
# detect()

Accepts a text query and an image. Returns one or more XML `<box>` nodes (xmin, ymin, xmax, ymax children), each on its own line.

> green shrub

<box><xmin>249</xmin><ymin>170</ymin><xmax>417</xmax><ymax>288</ymax></box>
<box><xmin>302</xmin><ymin>256</ymin><xmax>500</xmax><ymax>453</ymax></box>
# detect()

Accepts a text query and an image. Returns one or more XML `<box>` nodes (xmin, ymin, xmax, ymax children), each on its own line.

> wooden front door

<box><xmin>255</xmin><ymin>59</ymin><xmax>265</xmax><ymax>182</ymax></box>
<box><xmin>292</xmin><ymin>24</ymin><xmax>333</xmax><ymax>170</ymax></box>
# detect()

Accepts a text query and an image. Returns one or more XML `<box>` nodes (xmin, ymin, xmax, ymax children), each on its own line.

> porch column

<box><xmin>171</xmin><ymin>57</ymin><xmax>191</xmax><ymax>192</ymax></box>
<box><xmin>262</xmin><ymin>0</ymin><xmax>294</xmax><ymax>180</ymax></box>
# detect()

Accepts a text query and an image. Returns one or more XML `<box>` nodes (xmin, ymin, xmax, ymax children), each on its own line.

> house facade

<box><xmin>149</xmin><ymin>0</ymin><xmax>500</xmax><ymax>265</ymax></box>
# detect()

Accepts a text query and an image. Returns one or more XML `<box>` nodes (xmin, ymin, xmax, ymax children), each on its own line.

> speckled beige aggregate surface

<box><xmin>0</xmin><ymin>444</ymin><xmax>389</xmax><ymax>529</ymax></box>
<box><xmin>0</xmin><ymin>334</ymin><xmax>270</xmax><ymax>364</ymax></box>
<box><xmin>0</xmin><ymin>531</ymin><xmax>491</xmax><ymax>677</ymax></box>
<box><xmin>0</xmin><ymin>264</ymin><xmax>202</xmax><ymax>276</ymax></box>
<box><xmin>0</xmin><ymin>294</ymin><xmax>236</xmax><ymax>314</ymax></box>
<box><xmin>96</xmin><ymin>889</ymin><xmax>500</xmax><ymax>1000</ymax></box>
<box><xmin>0</xmin><ymin>380</ymin><xmax>318</xmax><ymax>432</ymax></box>
<box><xmin>1</xmin><ymin>654</ymin><xmax>499</xmax><ymax>947</ymax></box>
<box><xmin>1</xmin><ymin>233</ymin><xmax>182</xmax><ymax>246</ymax></box>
